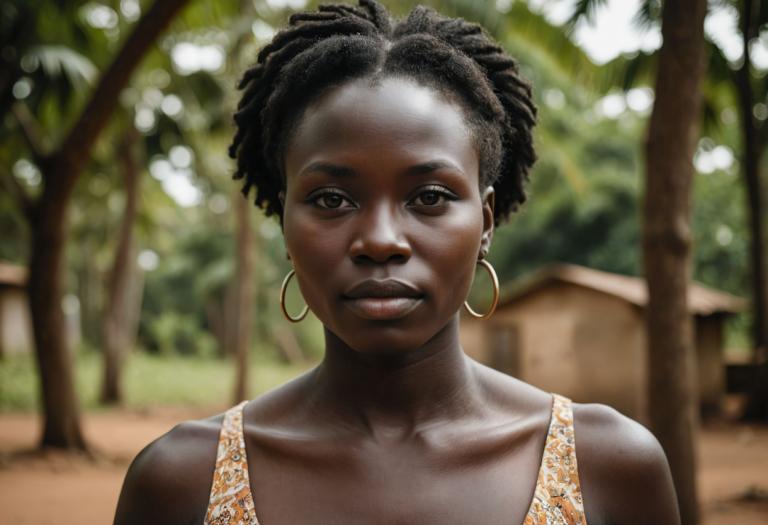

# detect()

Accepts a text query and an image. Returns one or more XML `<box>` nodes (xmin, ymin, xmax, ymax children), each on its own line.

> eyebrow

<box><xmin>299</xmin><ymin>162</ymin><xmax>356</xmax><ymax>178</ymax></box>
<box><xmin>299</xmin><ymin>160</ymin><xmax>465</xmax><ymax>177</ymax></box>
<box><xmin>405</xmin><ymin>160</ymin><xmax>465</xmax><ymax>176</ymax></box>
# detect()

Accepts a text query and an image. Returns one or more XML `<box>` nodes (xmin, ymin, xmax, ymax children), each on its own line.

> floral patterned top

<box><xmin>204</xmin><ymin>400</ymin><xmax>259</xmax><ymax>525</ymax></box>
<box><xmin>524</xmin><ymin>394</ymin><xmax>587</xmax><ymax>525</ymax></box>
<box><xmin>204</xmin><ymin>394</ymin><xmax>586</xmax><ymax>525</ymax></box>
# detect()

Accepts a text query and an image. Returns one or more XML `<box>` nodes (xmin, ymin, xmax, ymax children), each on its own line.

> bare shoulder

<box><xmin>573</xmin><ymin>403</ymin><xmax>680</xmax><ymax>525</ymax></box>
<box><xmin>113</xmin><ymin>414</ymin><xmax>223</xmax><ymax>525</ymax></box>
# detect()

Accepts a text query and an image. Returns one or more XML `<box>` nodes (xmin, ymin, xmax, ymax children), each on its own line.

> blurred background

<box><xmin>0</xmin><ymin>0</ymin><xmax>766</xmax><ymax>523</ymax></box>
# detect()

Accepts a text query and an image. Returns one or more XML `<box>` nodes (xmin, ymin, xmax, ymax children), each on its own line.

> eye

<box><xmin>309</xmin><ymin>189</ymin><xmax>356</xmax><ymax>210</ymax></box>
<box><xmin>408</xmin><ymin>186</ymin><xmax>457</xmax><ymax>208</ymax></box>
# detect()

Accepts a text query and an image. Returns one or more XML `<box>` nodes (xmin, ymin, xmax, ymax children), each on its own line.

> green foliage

<box><xmin>139</xmin><ymin>227</ymin><xmax>231</xmax><ymax>355</ymax></box>
<box><xmin>146</xmin><ymin>311</ymin><xmax>217</xmax><ymax>357</ymax></box>
<box><xmin>485</xmin><ymin>25</ymin><xmax>647</xmax><ymax>289</ymax></box>
<box><xmin>692</xmin><ymin>168</ymin><xmax>749</xmax><ymax>295</ymax></box>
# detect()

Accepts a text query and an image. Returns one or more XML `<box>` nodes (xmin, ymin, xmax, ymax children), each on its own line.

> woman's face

<box><xmin>281</xmin><ymin>76</ymin><xmax>494</xmax><ymax>355</ymax></box>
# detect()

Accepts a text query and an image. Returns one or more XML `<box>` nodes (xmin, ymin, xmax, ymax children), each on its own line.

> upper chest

<box><xmin>242</xmin><ymin>423</ymin><xmax>547</xmax><ymax>525</ymax></box>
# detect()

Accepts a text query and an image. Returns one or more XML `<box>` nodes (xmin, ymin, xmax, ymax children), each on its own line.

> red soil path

<box><xmin>0</xmin><ymin>408</ymin><xmax>766</xmax><ymax>524</ymax></box>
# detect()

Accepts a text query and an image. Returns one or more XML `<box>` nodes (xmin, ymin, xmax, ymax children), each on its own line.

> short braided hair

<box><xmin>230</xmin><ymin>0</ymin><xmax>537</xmax><ymax>224</ymax></box>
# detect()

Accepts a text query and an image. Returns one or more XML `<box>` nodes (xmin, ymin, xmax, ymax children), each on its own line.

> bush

<box><xmin>146</xmin><ymin>311</ymin><xmax>217</xmax><ymax>357</ymax></box>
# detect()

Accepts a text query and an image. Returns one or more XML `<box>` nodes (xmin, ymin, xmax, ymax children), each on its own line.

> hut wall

<box><xmin>569</xmin><ymin>287</ymin><xmax>647</xmax><ymax>422</ymax></box>
<box><xmin>461</xmin><ymin>278</ymin><xmax>733</xmax><ymax>424</ymax></box>
<box><xmin>477</xmin><ymin>283</ymin><xmax>582</xmax><ymax>398</ymax></box>
<box><xmin>461</xmin><ymin>282</ymin><xmax>649</xmax><ymax>423</ymax></box>
<box><xmin>0</xmin><ymin>287</ymin><xmax>33</xmax><ymax>357</ymax></box>
<box><xmin>460</xmin><ymin>316</ymin><xmax>488</xmax><ymax>363</ymax></box>
<box><xmin>695</xmin><ymin>314</ymin><xmax>725</xmax><ymax>414</ymax></box>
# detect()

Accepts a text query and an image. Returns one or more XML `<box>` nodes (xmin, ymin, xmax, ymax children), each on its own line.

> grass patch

<box><xmin>0</xmin><ymin>350</ymin><xmax>316</xmax><ymax>412</ymax></box>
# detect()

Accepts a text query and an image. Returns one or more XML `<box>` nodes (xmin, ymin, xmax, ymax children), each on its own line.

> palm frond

<box><xmin>502</xmin><ymin>1</ymin><xmax>600</xmax><ymax>88</ymax></box>
<box><xmin>565</xmin><ymin>0</ymin><xmax>608</xmax><ymax>31</ymax></box>
<box><xmin>595</xmin><ymin>49</ymin><xmax>657</xmax><ymax>93</ymax></box>
<box><xmin>705</xmin><ymin>36</ymin><xmax>735</xmax><ymax>86</ymax></box>
<box><xmin>26</xmin><ymin>45</ymin><xmax>97</xmax><ymax>88</ymax></box>
<box><xmin>440</xmin><ymin>0</ymin><xmax>505</xmax><ymax>34</ymax></box>
<box><xmin>535</xmin><ymin>126</ymin><xmax>588</xmax><ymax>194</ymax></box>
<box><xmin>632</xmin><ymin>0</ymin><xmax>661</xmax><ymax>32</ymax></box>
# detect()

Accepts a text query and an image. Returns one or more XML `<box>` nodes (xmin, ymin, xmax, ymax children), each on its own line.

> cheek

<box><xmin>282</xmin><ymin>206</ymin><xmax>347</xmax><ymax>311</ymax></box>
<box><xmin>415</xmin><ymin>202</ymin><xmax>484</xmax><ymax>303</ymax></box>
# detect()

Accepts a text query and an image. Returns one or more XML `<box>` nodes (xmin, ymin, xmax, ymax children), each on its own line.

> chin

<box><xmin>324</xmin><ymin>315</ymin><xmax>456</xmax><ymax>358</ymax></box>
<box><xmin>346</xmin><ymin>327</ymin><xmax>430</xmax><ymax>353</ymax></box>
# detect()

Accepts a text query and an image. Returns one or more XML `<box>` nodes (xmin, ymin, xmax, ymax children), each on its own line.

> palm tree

<box><xmin>566</xmin><ymin>1</ymin><xmax>709</xmax><ymax>523</ymax></box>
<box><xmin>732</xmin><ymin>0</ymin><xmax>768</xmax><ymax>421</ymax></box>
<box><xmin>101</xmin><ymin>126</ymin><xmax>143</xmax><ymax>405</ymax></box>
<box><xmin>642</xmin><ymin>2</ymin><xmax>708</xmax><ymax>521</ymax></box>
<box><xmin>586</xmin><ymin>0</ymin><xmax>768</xmax><ymax>417</ymax></box>
<box><xmin>1</xmin><ymin>0</ymin><xmax>191</xmax><ymax>450</ymax></box>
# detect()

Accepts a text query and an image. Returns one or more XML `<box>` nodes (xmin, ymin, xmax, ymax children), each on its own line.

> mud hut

<box><xmin>0</xmin><ymin>261</ymin><xmax>32</xmax><ymax>357</ymax></box>
<box><xmin>460</xmin><ymin>263</ymin><xmax>745</xmax><ymax>423</ymax></box>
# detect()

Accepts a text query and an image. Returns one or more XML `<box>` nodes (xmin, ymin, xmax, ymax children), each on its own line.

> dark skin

<box><xmin>114</xmin><ymin>77</ymin><xmax>680</xmax><ymax>525</ymax></box>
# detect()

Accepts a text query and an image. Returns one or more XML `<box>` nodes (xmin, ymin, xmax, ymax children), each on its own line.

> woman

<box><xmin>115</xmin><ymin>1</ymin><xmax>679</xmax><ymax>523</ymax></box>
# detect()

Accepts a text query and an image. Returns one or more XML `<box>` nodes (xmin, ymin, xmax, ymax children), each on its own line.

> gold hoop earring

<box><xmin>463</xmin><ymin>259</ymin><xmax>499</xmax><ymax>320</ymax></box>
<box><xmin>280</xmin><ymin>269</ymin><xmax>308</xmax><ymax>323</ymax></box>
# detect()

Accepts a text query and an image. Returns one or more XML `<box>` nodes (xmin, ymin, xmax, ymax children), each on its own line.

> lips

<box><xmin>341</xmin><ymin>279</ymin><xmax>423</xmax><ymax>320</ymax></box>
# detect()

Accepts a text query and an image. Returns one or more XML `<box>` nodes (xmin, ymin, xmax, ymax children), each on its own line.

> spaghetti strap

<box><xmin>524</xmin><ymin>394</ymin><xmax>587</xmax><ymax>525</ymax></box>
<box><xmin>204</xmin><ymin>401</ymin><xmax>260</xmax><ymax>525</ymax></box>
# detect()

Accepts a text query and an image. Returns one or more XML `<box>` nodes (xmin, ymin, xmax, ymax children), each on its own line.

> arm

<box><xmin>574</xmin><ymin>403</ymin><xmax>680</xmax><ymax>525</ymax></box>
<box><xmin>114</xmin><ymin>419</ymin><xmax>219</xmax><ymax>525</ymax></box>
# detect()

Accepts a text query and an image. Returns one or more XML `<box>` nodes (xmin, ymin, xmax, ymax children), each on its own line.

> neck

<box><xmin>308</xmin><ymin>316</ymin><xmax>484</xmax><ymax>436</ymax></box>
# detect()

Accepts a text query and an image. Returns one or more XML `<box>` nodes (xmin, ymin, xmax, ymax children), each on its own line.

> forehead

<box><xmin>284</xmin><ymin>76</ymin><xmax>478</xmax><ymax>176</ymax></box>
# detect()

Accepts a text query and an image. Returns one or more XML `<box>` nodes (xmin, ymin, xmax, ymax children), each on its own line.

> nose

<box><xmin>349</xmin><ymin>203</ymin><xmax>412</xmax><ymax>264</ymax></box>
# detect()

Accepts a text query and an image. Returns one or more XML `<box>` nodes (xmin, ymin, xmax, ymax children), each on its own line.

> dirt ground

<box><xmin>0</xmin><ymin>408</ymin><xmax>766</xmax><ymax>525</ymax></box>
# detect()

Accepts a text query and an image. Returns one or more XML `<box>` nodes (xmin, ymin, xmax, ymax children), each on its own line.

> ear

<box><xmin>479</xmin><ymin>186</ymin><xmax>495</xmax><ymax>260</ymax></box>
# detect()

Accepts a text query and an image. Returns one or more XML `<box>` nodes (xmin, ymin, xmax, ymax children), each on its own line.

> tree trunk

<box><xmin>642</xmin><ymin>0</ymin><xmax>708</xmax><ymax>523</ymax></box>
<box><xmin>274</xmin><ymin>326</ymin><xmax>306</xmax><ymax>364</ymax></box>
<box><xmin>204</xmin><ymin>296</ymin><xmax>227</xmax><ymax>355</ymax></box>
<box><xmin>78</xmin><ymin>239</ymin><xmax>105</xmax><ymax>348</ymax></box>
<box><xmin>25</xmin><ymin>0</ymin><xmax>190</xmax><ymax>449</ymax></box>
<box><xmin>28</xmin><ymin>169</ymin><xmax>87</xmax><ymax>450</ymax></box>
<box><xmin>232</xmin><ymin>193</ymin><xmax>255</xmax><ymax>404</ymax></box>
<box><xmin>101</xmin><ymin>128</ymin><xmax>142</xmax><ymax>405</ymax></box>
<box><xmin>738</xmin><ymin>0</ymin><xmax>768</xmax><ymax>421</ymax></box>
<box><xmin>224</xmin><ymin>279</ymin><xmax>239</xmax><ymax>356</ymax></box>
